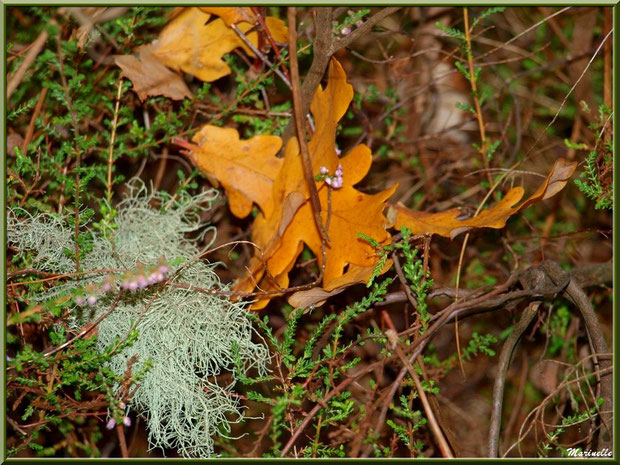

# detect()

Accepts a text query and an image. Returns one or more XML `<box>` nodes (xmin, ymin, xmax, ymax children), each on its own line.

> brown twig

<box><xmin>488</xmin><ymin>301</ymin><xmax>541</xmax><ymax>457</ymax></box>
<box><xmin>463</xmin><ymin>8</ymin><xmax>491</xmax><ymax>180</ymax></box>
<box><xmin>43</xmin><ymin>291</ymin><xmax>122</xmax><ymax>358</ymax></box>
<box><xmin>7</xmin><ymin>8</ymin><xmax>65</xmax><ymax>100</ymax></box>
<box><xmin>280</xmin><ymin>7</ymin><xmax>401</xmax><ymax>149</ymax></box>
<box><xmin>392</xmin><ymin>253</ymin><xmax>418</xmax><ymax>309</ymax></box>
<box><xmin>386</xmin><ymin>329</ymin><xmax>455</xmax><ymax>458</ymax></box>
<box><xmin>116</xmin><ymin>424</ymin><xmax>129</xmax><ymax>458</ymax></box>
<box><xmin>153</xmin><ymin>148</ymin><xmax>168</xmax><ymax>191</ymax></box>
<box><xmin>287</xmin><ymin>7</ymin><xmax>329</xmax><ymax>244</ymax></box>
<box><xmin>231</xmin><ymin>24</ymin><xmax>291</xmax><ymax>89</ymax></box>
<box><xmin>106</xmin><ymin>77</ymin><xmax>124</xmax><ymax>204</ymax></box>
<box><xmin>502</xmin><ymin>354</ymin><xmax>529</xmax><ymax>448</ymax></box>
<box><xmin>558</xmin><ymin>273</ymin><xmax>612</xmax><ymax>448</ymax></box>
<box><xmin>251</xmin><ymin>7</ymin><xmax>290</xmax><ymax>81</ymax></box>
<box><xmin>21</xmin><ymin>87</ymin><xmax>48</xmax><ymax>152</ymax></box>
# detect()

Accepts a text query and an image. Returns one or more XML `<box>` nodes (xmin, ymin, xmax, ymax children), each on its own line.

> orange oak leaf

<box><xmin>114</xmin><ymin>45</ymin><xmax>192</xmax><ymax>101</ymax></box>
<box><xmin>151</xmin><ymin>7</ymin><xmax>287</xmax><ymax>83</ymax></box>
<box><xmin>288</xmin><ymin>261</ymin><xmax>393</xmax><ymax>309</ymax></box>
<box><xmin>392</xmin><ymin>158</ymin><xmax>577</xmax><ymax>239</ymax></box>
<box><xmin>233</xmin><ymin>59</ymin><xmax>398</xmax><ymax>308</ymax></box>
<box><xmin>189</xmin><ymin>125</ymin><xmax>283</xmax><ymax>219</ymax></box>
<box><xmin>198</xmin><ymin>7</ymin><xmax>256</xmax><ymax>26</ymax></box>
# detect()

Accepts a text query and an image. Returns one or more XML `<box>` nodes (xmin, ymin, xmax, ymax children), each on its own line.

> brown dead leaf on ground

<box><xmin>151</xmin><ymin>7</ymin><xmax>288</xmax><ymax>83</ymax></box>
<box><xmin>114</xmin><ymin>45</ymin><xmax>192</xmax><ymax>101</ymax></box>
<box><xmin>198</xmin><ymin>7</ymin><xmax>256</xmax><ymax>26</ymax></box>
<box><xmin>391</xmin><ymin>158</ymin><xmax>577</xmax><ymax>239</ymax></box>
<box><xmin>288</xmin><ymin>262</ymin><xmax>391</xmax><ymax>309</ymax></box>
<box><xmin>190</xmin><ymin>126</ymin><xmax>283</xmax><ymax>219</ymax></box>
<box><xmin>239</xmin><ymin>60</ymin><xmax>397</xmax><ymax>308</ymax></box>
<box><xmin>187</xmin><ymin>59</ymin><xmax>397</xmax><ymax>309</ymax></box>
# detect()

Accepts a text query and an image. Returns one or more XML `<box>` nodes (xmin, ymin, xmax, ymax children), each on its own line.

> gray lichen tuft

<box><xmin>7</xmin><ymin>181</ymin><xmax>269</xmax><ymax>458</ymax></box>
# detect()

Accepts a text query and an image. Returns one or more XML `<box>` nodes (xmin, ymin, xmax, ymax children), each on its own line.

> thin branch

<box><xmin>231</xmin><ymin>24</ymin><xmax>292</xmax><ymax>89</ymax></box>
<box><xmin>106</xmin><ymin>77</ymin><xmax>124</xmax><ymax>204</ymax></box>
<box><xmin>43</xmin><ymin>291</ymin><xmax>123</xmax><ymax>358</ymax></box>
<box><xmin>287</xmin><ymin>7</ymin><xmax>330</xmax><ymax>244</ymax></box>
<box><xmin>331</xmin><ymin>7</ymin><xmax>402</xmax><ymax>54</ymax></box>
<box><xmin>386</xmin><ymin>329</ymin><xmax>455</xmax><ymax>458</ymax></box>
<box><xmin>7</xmin><ymin>8</ymin><xmax>66</xmax><ymax>99</ymax></box>
<box><xmin>488</xmin><ymin>301</ymin><xmax>541</xmax><ymax>457</ymax></box>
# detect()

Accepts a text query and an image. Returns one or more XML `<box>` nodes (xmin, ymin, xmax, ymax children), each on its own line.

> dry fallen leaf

<box><xmin>114</xmin><ymin>45</ymin><xmax>192</xmax><ymax>101</ymax></box>
<box><xmin>198</xmin><ymin>7</ymin><xmax>256</xmax><ymax>26</ymax></box>
<box><xmin>151</xmin><ymin>7</ymin><xmax>288</xmax><ymax>83</ymax></box>
<box><xmin>392</xmin><ymin>158</ymin><xmax>577</xmax><ymax>239</ymax></box>
<box><xmin>235</xmin><ymin>59</ymin><xmax>397</xmax><ymax>308</ymax></box>
<box><xmin>288</xmin><ymin>262</ymin><xmax>391</xmax><ymax>309</ymax></box>
<box><xmin>190</xmin><ymin>125</ymin><xmax>283</xmax><ymax>219</ymax></box>
<box><xmin>187</xmin><ymin>59</ymin><xmax>397</xmax><ymax>309</ymax></box>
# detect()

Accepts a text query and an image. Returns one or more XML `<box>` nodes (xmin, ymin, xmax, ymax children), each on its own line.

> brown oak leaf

<box><xmin>151</xmin><ymin>7</ymin><xmax>287</xmax><ymax>83</ymax></box>
<box><xmin>391</xmin><ymin>158</ymin><xmax>577</xmax><ymax>239</ymax></box>
<box><xmin>114</xmin><ymin>45</ymin><xmax>192</xmax><ymax>101</ymax></box>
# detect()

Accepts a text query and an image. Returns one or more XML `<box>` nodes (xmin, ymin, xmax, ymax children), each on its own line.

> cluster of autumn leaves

<box><xmin>115</xmin><ymin>7</ymin><xmax>577</xmax><ymax>309</ymax></box>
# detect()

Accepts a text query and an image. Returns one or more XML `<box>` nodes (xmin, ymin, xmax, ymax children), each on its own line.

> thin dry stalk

<box><xmin>106</xmin><ymin>77</ymin><xmax>124</xmax><ymax>204</ymax></box>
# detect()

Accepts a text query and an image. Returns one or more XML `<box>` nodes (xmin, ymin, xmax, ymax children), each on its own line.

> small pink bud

<box><xmin>341</xmin><ymin>27</ymin><xmax>351</xmax><ymax>36</ymax></box>
<box><xmin>106</xmin><ymin>418</ymin><xmax>116</xmax><ymax>430</ymax></box>
<box><xmin>158</xmin><ymin>265</ymin><xmax>169</xmax><ymax>275</ymax></box>
<box><xmin>87</xmin><ymin>296</ymin><xmax>97</xmax><ymax>306</ymax></box>
<box><xmin>335</xmin><ymin>164</ymin><xmax>343</xmax><ymax>177</ymax></box>
<box><xmin>155</xmin><ymin>272</ymin><xmax>165</xmax><ymax>282</ymax></box>
<box><xmin>335</xmin><ymin>146</ymin><xmax>342</xmax><ymax>155</ymax></box>
<box><xmin>76</xmin><ymin>297</ymin><xmax>86</xmax><ymax>306</ymax></box>
<box><xmin>101</xmin><ymin>282</ymin><xmax>112</xmax><ymax>292</ymax></box>
<box><xmin>325</xmin><ymin>177</ymin><xmax>333</xmax><ymax>186</ymax></box>
<box><xmin>147</xmin><ymin>273</ymin><xmax>158</xmax><ymax>284</ymax></box>
<box><xmin>137</xmin><ymin>275</ymin><xmax>148</xmax><ymax>289</ymax></box>
<box><xmin>128</xmin><ymin>281</ymin><xmax>138</xmax><ymax>292</ymax></box>
<box><xmin>320</xmin><ymin>166</ymin><xmax>329</xmax><ymax>175</ymax></box>
<box><xmin>332</xmin><ymin>176</ymin><xmax>343</xmax><ymax>189</ymax></box>
<box><xmin>119</xmin><ymin>402</ymin><xmax>126</xmax><ymax>409</ymax></box>
<box><xmin>122</xmin><ymin>416</ymin><xmax>131</xmax><ymax>427</ymax></box>
<box><xmin>356</xmin><ymin>20</ymin><xmax>364</xmax><ymax>27</ymax></box>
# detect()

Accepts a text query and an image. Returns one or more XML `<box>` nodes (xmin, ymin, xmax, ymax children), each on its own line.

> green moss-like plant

<box><xmin>8</xmin><ymin>180</ymin><xmax>269</xmax><ymax>458</ymax></box>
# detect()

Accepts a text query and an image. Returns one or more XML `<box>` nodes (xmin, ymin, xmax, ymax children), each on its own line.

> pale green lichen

<box><xmin>7</xmin><ymin>180</ymin><xmax>269</xmax><ymax>458</ymax></box>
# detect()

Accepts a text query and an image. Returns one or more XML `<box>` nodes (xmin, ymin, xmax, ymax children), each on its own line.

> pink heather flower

<box><xmin>335</xmin><ymin>164</ymin><xmax>343</xmax><ymax>177</ymax></box>
<box><xmin>155</xmin><ymin>272</ymin><xmax>165</xmax><ymax>282</ymax></box>
<box><xmin>101</xmin><ymin>281</ymin><xmax>112</xmax><ymax>292</ymax></box>
<box><xmin>341</xmin><ymin>26</ymin><xmax>351</xmax><ymax>36</ymax></box>
<box><xmin>76</xmin><ymin>297</ymin><xmax>86</xmax><ymax>306</ymax></box>
<box><xmin>147</xmin><ymin>273</ymin><xmax>158</xmax><ymax>285</ymax></box>
<box><xmin>320</xmin><ymin>166</ymin><xmax>329</xmax><ymax>175</ymax></box>
<box><xmin>356</xmin><ymin>20</ymin><xmax>364</xmax><ymax>27</ymax></box>
<box><xmin>158</xmin><ymin>265</ymin><xmax>169</xmax><ymax>275</ymax></box>
<box><xmin>136</xmin><ymin>275</ymin><xmax>149</xmax><ymax>289</ymax></box>
<box><xmin>119</xmin><ymin>402</ymin><xmax>126</xmax><ymax>410</ymax></box>
<box><xmin>335</xmin><ymin>146</ymin><xmax>342</xmax><ymax>155</ymax></box>
<box><xmin>128</xmin><ymin>281</ymin><xmax>138</xmax><ymax>292</ymax></box>
<box><xmin>106</xmin><ymin>418</ymin><xmax>116</xmax><ymax>430</ymax></box>
<box><xmin>325</xmin><ymin>177</ymin><xmax>333</xmax><ymax>186</ymax></box>
<box><xmin>87</xmin><ymin>296</ymin><xmax>97</xmax><ymax>306</ymax></box>
<box><xmin>122</xmin><ymin>416</ymin><xmax>131</xmax><ymax>427</ymax></box>
<box><xmin>331</xmin><ymin>176</ymin><xmax>343</xmax><ymax>189</ymax></box>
